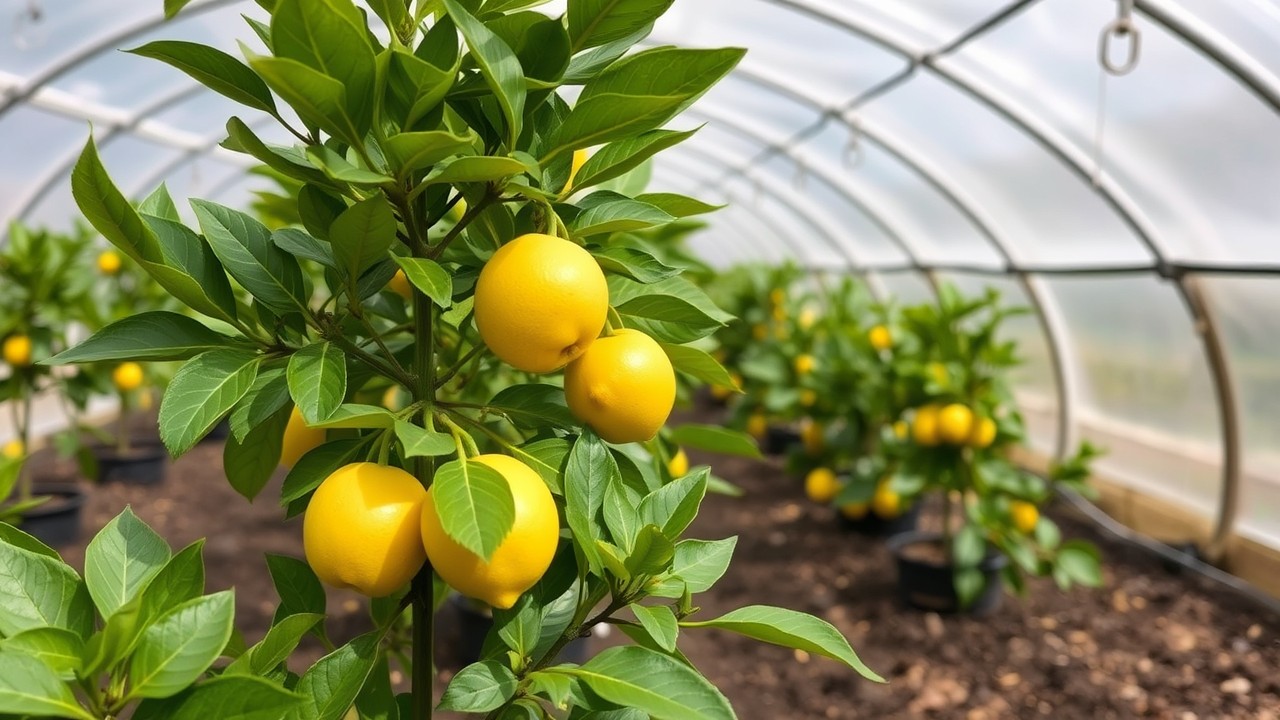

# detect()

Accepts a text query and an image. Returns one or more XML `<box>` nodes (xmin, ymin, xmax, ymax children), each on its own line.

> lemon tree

<box><xmin>1</xmin><ymin>1</ymin><xmax>880</xmax><ymax>718</ymax></box>
<box><xmin>885</xmin><ymin>284</ymin><xmax>1104</xmax><ymax>607</ymax></box>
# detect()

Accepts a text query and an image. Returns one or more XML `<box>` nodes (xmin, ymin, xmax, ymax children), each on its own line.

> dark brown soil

<box><xmin>27</xmin><ymin>412</ymin><xmax>1280</xmax><ymax>719</ymax></box>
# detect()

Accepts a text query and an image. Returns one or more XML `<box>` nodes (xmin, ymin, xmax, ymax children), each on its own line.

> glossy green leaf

<box><xmin>0</xmin><ymin>648</ymin><xmax>95</xmax><ymax>720</ymax></box>
<box><xmin>570</xmin><ymin>198</ymin><xmax>673</xmax><ymax>237</ymax></box>
<box><xmin>443</xmin><ymin>0</ymin><xmax>527</xmax><ymax>146</ymax></box>
<box><xmin>249</xmin><ymin>54</ymin><xmax>364</xmax><ymax>145</ymax></box>
<box><xmin>391</xmin><ymin>257</ymin><xmax>453</xmax><ymax>308</ymax></box>
<box><xmin>669</xmin><ymin>426</ymin><xmax>758</xmax><ymax>459</ymax></box>
<box><xmin>229</xmin><ymin>366</ymin><xmax>292</xmax><ymax>442</ymax></box>
<box><xmin>630</xmin><ymin>604</ymin><xmax>678</xmax><ymax>652</ymax></box>
<box><xmin>270</xmin><ymin>0</ymin><xmax>375</xmax><ymax>135</ymax></box>
<box><xmin>567</xmin><ymin>0</ymin><xmax>675</xmax><ymax>52</ymax></box>
<box><xmin>159</xmin><ymin>349</ymin><xmax>261</xmax><ymax>456</ymax></box>
<box><xmin>634</xmin><ymin>192</ymin><xmax>723</xmax><ymax>218</ymax></box>
<box><xmin>394</xmin><ymin>421</ymin><xmax>455</xmax><ymax>458</ymax></box>
<box><xmin>225</xmin><ymin>406</ymin><xmax>289</xmax><ymax>501</ymax></box>
<box><xmin>430</xmin><ymin>459</ymin><xmax>515</xmax><ymax>562</ymax></box>
<box><xmin>638</xmin><ymin>469</ymin><xmax>707</xmax><ymax>540</ymax></box>
<box><xmin>293</xmin><ymin>631</ymin><xmax>381</xmax><ymax>720</ymax></box>
<box><xmin>383</xmin><ymin>130</ymin><xmax>476</xmax><ymax>179</ymax></box>
<box><xmin>557</xmin><ymin>645</ymin><xmax>733</xmax><ymax>720</ymax></box>
<box><xmin>565</xmin><ymin>432</ymin><xmax>617</xmax><ymax>570</ymax></box>
<box><xmin>45</xmin><ymin>312</ymin><xmax>243</xmax><ymax>365</ymax></box>
<box><xmin>128</xmin><ymin>41</ymin><xmax>276</xmax><ymax>114</ymax></box>
<box><xmin>193</xmin><ymin>199</ymin><xmax>309</xmax><ymax>316</ymax></box>
<box><xmin>573</xmin><ymin>131</ymin><xmax>698</xmax><ymax>195</ymax></box>
<box><xmin>0</xmin><ymin>542</ymin><xmax>93</xmax><ymax>638</ymax></box>
<box><xmin>1</xmin><ymin>626</ymin><xmax>84</xmax><ymax>679</ymax></box>
<box><xmin>671</xmin><ymin>537</ymin><xmax>736</xmax><ymax>594</ymax></box>
<box><xmin>591</xmin><ymin>245</ymin><xmax>680</xmax><ymax>284</ymax></box>
<box><xmin>131</xmin><ymin>675</ymin><xmax>305</xmax><ymax>720</ymax></box>
<box><xmin>128</xmin><ymin>591</ymin><xmax>236</xmax><ymax>699</ymax></box>
<box><xmin>287</xmin><ymin>342</ymin><xmax>348</xmax><ymax>424</ymax></box>
<box><xmin>0</xmin><ymin>524</ymin><xmax>60</xmax><ymax>561</ymax></box>
<box><xmin>660</xmin><ymin>344</ymin><xmax>737</xmax><ymax>389</ymax></box>
<box><xmin>266</xmin><ymin>554</ymin><xmax>327</xmax><ymax>625</ymax></box>
<box><xmin>84</xmin><ymin>507</ymin><xmax>171</xmax><ymax>619</ymax></box>
<box><xmin>438</xmin><ymin>660</ymin><xmax>518</xmax><ymax>712</ymax></box>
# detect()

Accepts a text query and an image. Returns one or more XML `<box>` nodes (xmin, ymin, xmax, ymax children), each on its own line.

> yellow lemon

<box><xmin>892</xmin><ymin>420</ymin><xmax>908</xmax><ymax>440</ymax></box>
<box><xmin>421</xmin><ymin>454</ymin><xmax>558</xmax><ymax>609</ymax></box>
<box><xmin>769</xmin><ymin>289</ymin><xmax>785</xmax><ymax>306</ymax></box>
<box><xmin>389</xmin><ymin>269</ymin><xmax>413</xmax><ymax>299</ymax></box>
<box><xmin>475</xmin><ymin>234</ymin><xmax>608</xmax><ymax>373</ymax></box>
<box><xmin>752</xmin><ymin>324</ymin><xmax>768</xmax><ymax>341</ymax></box>
<box><xmin>868</xmin><ymin>325</ymin><xmax>892</xmax><ymax>352</ymax></box>
<box><xmin>840</xmin><ymin>502</ymin><xmax>869</xmax><ymax>520</ymax></box>
<box><xmin>280</xmin><ymin>407</ymin><xmax>326</xmax><ymax>469</ymax></box>
<box><xmin>668</xmin><ymin>448</ymin><xmax>689</xmax><ymax>477</ymax></box>
<box><xmin>800</xmin><ymin>418</ymin><xmax>824</xmax><ymax>456</ymax></box>
<box><xmin>1010</xmin><ymin>500</ymin><xmax>1040</xmax><ymax>534</ymax></box>
<box><xmin>303</xmin><ymin>462</ymin><xmax>426</xmax><ymax>597</ymax></box>
<box><xmin>800</xmin><ymin>389</ymin><xmax>817</xmax><ymax>408</ymax></box>
<box><xmin>793</xmin><ymin>354</ymin><xmax>815</xmax><ymax>376</ymax></box>
<box><xmin>3</xmin><ymin>335</ymin><xmax>31</xmax><ymax>367</ymax></box>
<box><xmin>746</xmin><ymin>411</ymin><xmax>768</xmax><ymax>440</ymax></box>
<box><xmin>804</xmin><ymin>467</ymin><xmax>840</xmax><ymax>504</ymax></box>
<box><xmin>97</xmin><ymin>250</ymin><xmax>122</xmax><ymax>275</ymax></box>
<box><xmin>912</xmin><ymin>405</ymin><xmax>940</xmax><ymax>447</ymax></box>
<box><xmin>969</xmin><ymin>417</ymin><xmax>998</xmax><ymax>449</ymax></box>
<box><xmin>3</xmin><ymin>440</ymin><xmax>24</xmax><ymax>460</ymax></box>
<box><xmin>564</xmin><ymin>329</ymin><xmax>675</xmax><ymax>444</ymax></box>
<box><xmin>383</xmin><ymin>385</ymin><xmax>404</xmax><ymax>411</ymax></box>
<box><xmin>872</xmin><ymin>482</ymin><xmax>902</xmax><ymax>519</ymax></box>
<box><xmin>112</xmin><ymin>362</ymin><xmax>144</xmax><ymax>392</ymax></box>
<box><xmin>449</xmin><ymin>197</ymin><xmax>468</xmax><ymax>222</ymax></box>
<box><xmin>798</xmin><ymin>307</ymin><xmax>818</xmax><ymax>330</ymax></box>
<box><xmin>563</xmin><ymin>148</ymin><xmax>589</xmax><ymax>193</ymax></box>
<box><xmin>938</xmin><ymin>404</ymin><xmax>975</xmax><ymax>445</ymax></box>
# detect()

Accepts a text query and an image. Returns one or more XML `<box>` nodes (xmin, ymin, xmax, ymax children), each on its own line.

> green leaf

<box><xmin>567</xmin><ymin>0</ymin><xmax>675</xmax><ymax>52</ymax></box>
<box><xmin>1056</xmin><ymin>541</ymin><xmax>1103</xmax><ymax>587</ymax></box>
<box><xmin>417</xmin><ymin>155</ymin><xmax>531</xmax><ymax>189</ymax></box>
<box><xmin>270</xmin><ymin>0</ymin><xmax>375</xmax><ymax>135</ymax></box>
<box><xmin>240</xmin><ymin>613</ymin><xmax>325</xmax><ymax>675</ymax></box>
<box><xmin>137</xmin><ymin>541</ymin><xmax>206</xmax><ymax>628</ymax></box>
<box><xmin>0</xmin><ymin>542</ymin><xmax>93</xmax><ymax>638</ymax></box>
<box><xmin>128</xmin><ymin>591</ymin><xmax>236</xmax><ymax>699</ymax></box>
<box><xmin>661</xmin><ymin>344</ymin><xmax>737</xmax><ymax>389</ymax></box>
<box><xmin>45</xmin><ymin>312</ymin><xmax>242</xmax><ymax>365</ymax></box>
<box><xmin>193</xmin><ymin>200</ymin><xmax>308</xmax><ymax>316</ymax></box>
<box><xmin>394</xmin><ymin>421</ymin><xmax>455</xmax><ymax>458</ymax></box>
<box><xmin>635</xmin><ymin>192</ymin><xmax>723</xmax><ymax>218</ymax></box>
<box><xmin>143</xmin><ymin>215</ymin><xmax>240</xmax><ymax>323</ymax></box>
<box><xmin>305</xmin><ymin>403</ymin><xmax>397</xmax><ymax>429</ymax></box>
<box><xmin>602</xmin><ymin>480</ymin><xmax>639</xmax><ymax>551</ymax></box>
<box><xmin>391</xmin><ymin>257</ymin><xmax>453</xmax><ymax>308</ymax></box>
<box><xmin>164</xmin><ymin>0</ymin><xmax>197</xmax><ymax>19</ymax></box>
<box><xmin>81</xmin><ymin>594</ymin><xmax>146</xmax><ymax>679</ymax></box>
<box><xmin>0</xmin><ymin>648</ymin><xmax>95</xmax><ymax>720</ymax></box>
<box><xmin>223</xmin><ymin>117</ymin><xmax>331</xmax><ymax>188</ymax></box>
<box><xmin>128</xmin><ymin>41</ymin><xmax>276</xmax><ymax>114</ymax></box>
<box><xmin>266</xmin><ymin>555</ymin><xmax>327</xmax><ymax>625</ymax></box>
<box><xmin>614</xmin><ymin>293</ymin><xmax>724</xmax><ymax>343</ymax></box>
<box><xmin>952</xmin><ymin>524</ymin><xmax>986</xmax><ymax>569</ymax></box>
<box><xmin>564</xmin><ymin>22</ymin><xmax>653</xmax><ymax>83</ymax></box>
<box><xmin>430</xmin><ymin>460</ymin><xmax>515</xmax><ymax>562</ymax></box>
<box><xmin>131</xmin><ymin>675</ymin><xmax>305</xmax><ymax>720</ymax></box>
<box><xmin>572</xmin><ymin>129</ymin><xmax>697</xmax><ymax>193</ymax></box>
<box><xmin>682</xmin><ymin>605</ymin><xmax>882</xmax><ymax>682</ymax></box>
<box><xmin>331</xmin><ymin>196</ymin><xmax>397</xmax><ymax>286</ymax></box>
<box><xmin>670</xmin><ymin>422</ymin><xmax>757</xmax><ymax>456</ymax></box>
<box><xmin>293</xmin><ymin>631</ymin><xmax>381</xmax><ymax>720</ymax></box>
<box><xmin>516</xmin><ymin>438</ymin><xmax>571</xmax><ymax>495</ymax></box>
<box><xmin>249</xmin><ymin>54</ymin><xmax>364</xmax><ymax>146</ymax></box>
<box><xmin>72</xmin><ymin>136</ymin><xmax>162</xmax><ymax>264</ymax></box>
<box><xmin>493</xmin><ymin>592</ymin><xmax>541</xmax><ymax>657</ymax></box>
<box><xmin>383</xmin><ymin>130</ymin><xmax>476</xmax><ymax>180</ymax></box>
<box><xmin>592</xmin><ymin>245</ymin><xmax>680</xmax><ymax>284</ymax></box>
<box><xmin>229</xmin><ymin>366</ymin><xmax>292</xmax><ymax>441</ymax></box>
<box><xmin>84</xmin><ymin>507</ymin><xmax>171</xmax><ymax>619</ymax></box>
<box><xmin>225</xmin><ymin>406</ymin><xmax>289</xmax><ymax>501</ymax></box>
<box><xmin>438</xmin><ymin>660</ymin><xmax>518</xmax><ymax>712</ymax></box>
<box><xmin>159</xmin><ymin>349</ymin><xmax>261</xmax><ymax>456</ymax></box>
<box><xmin>565</xmin><ymin>433</ymin><xmax>617</xmax><ymax>570</ymax></box>
<box><xmin>0</xmin><ymin>523</ymin><xmax>61</xmax><ymax>560</ymax></box>
<box><xmin>625</xmin><ymin>524</ymin><xmax>675</xmax><ymax>577</ymax></box>
<box><xmin>652</xmin><ymin>537</ymin><xmax>736</xmax><ymax>597</ymax></box>
<box><xmin>638</xmin><ymin>470</ymin><xmax>707</xmax><ymax>540</ymax></box>
<box><xmin>288</xmin><ymin>343</ymin><xmax>348</xmax><ymax>424</ymax></box>
<box><xmin>386</xmin><ymin>48</ymin><xmax>457</xmax><ymax>129</ymax></box>
<box><xmin>544</xmin><ymin>46</ymin><xmax>744</xmax><ymax>162</ymax></box>
<box><xmin>354</xmin><ymin>655</ymin><xmax>399</xmax><ymax>720</ymax></box>
<box><xmin>489</xmin><ymin>384</ymin><xmax>577</xmax><ymax>430</ymax></box>
<box><xmin>443</xmin><ymin>0</ymin><xmax>527</xmax><ymax>147</ymax></box>
<box><xmin>570</xmin><ymin>198</ymin><xmax>674</xmax><ymax>237</ymax></box>
<box><xmin>280</xmin><ymin>439</ymin><xmax>366</xmax><ymax>509</ymax></box>
<box><xmin>955</xmin><ymin>567</ymin><xmax>986</xmax><ymax>609</ymax></box>
<box><xmin>274</xmin><ymin>227</ymin><xmax>337</xmax><ymax>268</ymax></box>
<box><xmin>1</xmin><ymin>626</ymin><xmax>84</xmax><ymax>679</ymax></box>
<box><xmin>558</xmin><ymin>645</ymin><xmax>733</xmax><ymax>720</ymax></box>
<box><xmin>630</xmin><ymin>604</ymin><xmax>678</xmax><ymax>653</ymax></box>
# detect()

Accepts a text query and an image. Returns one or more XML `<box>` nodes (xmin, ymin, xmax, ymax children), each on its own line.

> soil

<box><xmin>27</xmin><ymin>410</ymin><xmax>1280</xmax><ymax>719</ymax></box>
<box><xmin>897</xmin><ymin>538</ymin><xmax>950</xmax><ymax>566</ymax></box>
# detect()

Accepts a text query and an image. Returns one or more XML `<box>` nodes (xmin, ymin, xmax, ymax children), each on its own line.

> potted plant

<box><xmin>5</xmin><ymin>3</ymin><xmax>883</xmax><ymax>717</ymax></box>
<box><xmin>0</xmin><ymin>223</ymin><xmax>94</xmax><ymax>545</ymax></box>
<box><xmin>883</xmin><ymin>285</ymin><xmax>1104</xmax><ymax>614</ymax></box>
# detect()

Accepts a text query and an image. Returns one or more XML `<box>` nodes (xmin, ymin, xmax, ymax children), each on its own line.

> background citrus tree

<box><xmin>0</xmin><ymin>1</ymin><xmax>880</xmax><ymax>718</ymax></box>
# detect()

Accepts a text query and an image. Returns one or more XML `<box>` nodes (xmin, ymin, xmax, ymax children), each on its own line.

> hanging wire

<box><xmin>841</xmin><ymin>113</ymin><xmax>865</xmax><ymax>170</ymax></box>
<box><xmin>1093</xmin><ymin>0</ymin><xmax>1143</xmax><ymax>185</ymax></box>
<box><xmin>11</xmin><ymin>0</ymin><xmax>46</xmax><ymax>50</ymax></box>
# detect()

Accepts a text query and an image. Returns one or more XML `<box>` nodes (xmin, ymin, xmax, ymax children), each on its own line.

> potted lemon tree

<box><xmin>1</xmin><ymin>2</ymin><xmax>882</xmax><ymax>718</ymax></box>
<box><xmin>883</xmin><ymin>285</ymin><xmax>1103</xmax><ymax>614</ymax></box>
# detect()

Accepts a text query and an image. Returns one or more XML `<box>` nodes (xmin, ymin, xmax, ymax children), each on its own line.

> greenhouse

<box><xmin>0</xmin><ymin>0</ymin><xmax>1277</xmax><ymax>717</ymax></box>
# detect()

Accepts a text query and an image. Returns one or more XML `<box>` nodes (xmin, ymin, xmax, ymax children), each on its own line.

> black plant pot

<box><xmin>92</xmin><ymin>441</ymin><xmax>168</xmax><ymax>486</ymax></box>
<box><xmin>888</xmin><ymin>531</ymin><xmax>1008</xmax><ymax>616</ymax></box>
<box><xmin>838</xmin><ymin>501</ymin><xmax>922</xmax><ymax>537</ymax></box>
<box><xmin>17</xmin><ymin>485</ymin><xmax>85</xmax><ymax>547</ymax></box>
<box><xmin>764</xmin><ymin>426</ymin><xmax>801</xmax><ymax>456</ymax></box>
<box><xmin>202</xmin><ymin>419</ymin><xmax>231</xmax><ymax>443</ymax></box>
<box><xmin>451</xmin><ymin>595</ymin><xmax>590</xmax><ymax>666</ymax></box>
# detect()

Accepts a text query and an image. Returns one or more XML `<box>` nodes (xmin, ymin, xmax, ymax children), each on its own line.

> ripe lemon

<box><xmin>868</xmin><ymin>325</ymin><xmax>892</xmax><ymax>351</ymax></box>
<box><xmin>97</xmin><ymin>250</ymin><xmax>122</xmax><ymax>275</ymax></box>
<box><xmin>800</xmin><ymin>389</ymin><xmax>817</xmax><ymax>408</ymax></box>
<box><xmin>564</xmin><ymin>329</ymin><xmax>675</xmax><ymax>444</ymax></box>
<box><xmin>421</xmin><ymin>454</ymin><xmax>558</xmax><ymax>609</ymax></box>
<box><xmin>3</xmin><ymin>440</ymin><xmax>23</xmax><ymax>459</ymax></box>
<box><xmin>892</xmin><ymin>420</ymin><xmax>908</xmax><ymax>440</ymax></box>
<box><xmin>563</xmin><ymin>148</ymin><xmax>589</xmax><ymax>193</ymax></box>
<box><xmin>793</xmin><ymin>354</ymin><xmax>815</xmax><ymax>376</ymax></box>
<box><xmin>800</xmin><ymin>418</ymin><xmax>824</xmax><ymax>455</ymax></box>
<box><xmin>746</xmin><ymin>411</ymin><xmax>767</xmax><ymax>440</ymax></box>
<box><xmin>752</xmin><ymin>324</ymin><xmax>768</xmax><ymax>341</ymax></box>
<box><xmin>668</xmin><ymin>448</ymin><xmax>689</xmax><ymax>477</ymax></box>
<box><xmin>475</xmin><ymin>234</ymin><xmax>608</xmax><ymax>373</ymax></box>
<box><xmin>804</xmin><ymin>467</ymin><xmax>839</xmax><ymax>504</ymax></box>
<box><xmin>280</xmin><ymin>407</ymin><xmax>326</xmax><ymax>468</ymax></box>
<box><xmin>912</xmin><ymin>405</ymin><xmax>940</xmax><ymax>446</ymax></box>
<box><xmin>840</xmin><ymin>502</ymin><xmax>869</xmax><ymax>520</ymax></box>
<box><xmin>449</xmin><ymin>197</ymin><xmax>468</xmax><ymax>222</ymax></box>
<box><xmin>112</xmin><ymin>362</ymin><xmax>144</xmax><ymax>392</ymax></box>
<box><xmin>798</xmin><ymin>308</ymin><xmax>818</xmax><ymax>330</ymax></box>
<box><xmin>304</xmin><ymin>462</ymin><xmax>426</xmax><ymax>597</ymax></box>
<box><xmin>1010</xmin><ymin>500</ymin><xmax>1039</xmax><ymax>534</ymax></box>
<box><xmin>388</xmin><ymin>269</ymin><xmax>413</xmax><ymax>299</ymax></box>
<box><xmin>3</xmin><ymin>335</ymin><xmax>31</xmax><ymax>367</ymax></box>
<box><xmin>969</xmin><ymin>417</ymin><xmax>998</xmax><ymax>449</ymax></box>
<box><xmin>872</xmin><ymin>482</ymin><xmax>902</xmax><ymax>518</ymax></box>
<box><xmin>938</xmin><ymin>404</ymin><xmax>975</xmax><ymax>445</ymax></box>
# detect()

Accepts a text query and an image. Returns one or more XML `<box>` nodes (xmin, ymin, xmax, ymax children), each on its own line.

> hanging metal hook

<box><xmin>842</xmin><ymin>114</ymin><xmax>864</xmax><ymax>169</ymax></box>
<box><xmin>1099</xmin><ymin>0</ymin><xmax>1142</xmax><ymax>76</ymax></box>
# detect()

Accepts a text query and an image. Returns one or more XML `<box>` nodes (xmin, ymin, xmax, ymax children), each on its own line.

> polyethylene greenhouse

<box><xmin>1</xmin><ymin>0</ymin><xmax>1279</xmax><ymax>718</ymax></box>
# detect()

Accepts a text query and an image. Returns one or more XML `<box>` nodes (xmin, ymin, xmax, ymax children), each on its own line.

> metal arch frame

<box><xmin>123</xmin><ymin>114</ymin><xmax>276</xmax><ymax>204</ymax></box>
<box><xmin>7</xmin><ymin>82</ymin><xmax>217</xmax><ymax>239</ymax></box>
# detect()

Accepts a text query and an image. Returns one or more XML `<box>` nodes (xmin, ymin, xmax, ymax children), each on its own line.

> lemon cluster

<box><xmin>475</xmin><ymin>233</ymin><xmax>676</xmax><ymax>444</ymax></box>
<box><xmin>804</xmin><ymin>467</ymin><xmax>905</xmax><ymax>520</ymax></box>
<box><xmin>909</xmin><ymin>403</ymin><xmax>997</xmax><ymax>449</ymax></box>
